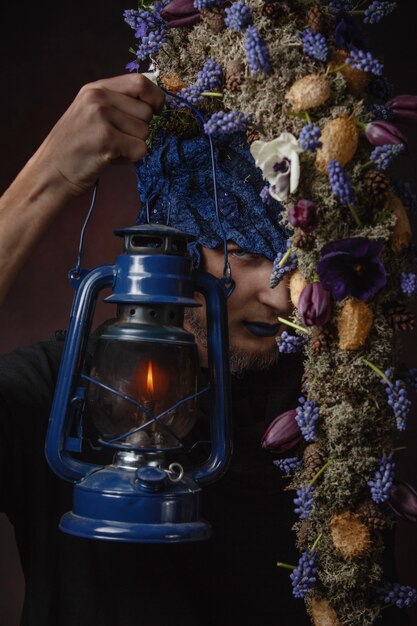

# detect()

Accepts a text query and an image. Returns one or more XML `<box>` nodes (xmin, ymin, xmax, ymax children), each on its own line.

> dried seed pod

<box><xmin>356</xmin><ymin>500</ymin><xmax>387</xmax><ymax>531</ymax></box>
<box><xmin>306</xmin><ymin>5</ymin><xmax>323</xmax><ymax>33</ymax></box>
<box><xmin>385</xmin><ymin>304</ymin><xmax>415</xmax><ymax>331</ymax></box>
<box><xmin>363</xmin><ymin>170</ymin><xmax>390</xmax><ymax>206</ymax></box>
<box><xmin>246</xmin><ymin>128</ymin><xmax>261</xmax><ymax>145</ymax></box>
<box><xmin>329</xmin><ymin>511</ymin><xmax>372</xmax><ymax>560</ymax></box>
<box><xmin>226</xmin><ymin>59</ymin><xmax>245</xmax><ymax>93</ymax></box>
<box><xmin>311</xmin><ymin>597</ymin><xmax>343</xmax><ymax>626</ymax></box>
<box><xmin>328</xmin><ymin>50</ymin><xmax>369</xmax><ymax>95</ymax></box>
<box><xmin>286</xmin><ymin>74</ymin><xmax>331</xmax><ymax>113</ymax></box>
<box><xmin>384</xmin><ymin>192</ymin><xmax>412</xmax><ymax>253</ymax></box>
<box><xmin>161</xmin><ymin>72</ymin><xmax>187</xmax><ymax>94</ymax></box>
<box><xmin>200</xmin><ymin>7</ymin><xmax>225</xmax><ymax>32</ymax></box>
<box><xmin>338</xmin><ymin>299</ymin><xmax>373</xmax><ymax>350</ymax></box>
<box><xmin>316</xmin><ymin>117</ymin><xmax>359</xmax><ymax>174</ymax></box>
<box><xmin>303</xmin><ymin>443</ymin><xmax>325</xmax><ymax>481</ymax></box>
<box><xmin>289</xmin><ymin>270</ymin><xmax>308</xmax><ymax>308</ymax></box>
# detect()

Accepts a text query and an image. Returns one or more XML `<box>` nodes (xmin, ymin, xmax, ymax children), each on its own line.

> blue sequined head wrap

<box><xmin>135</xmin><ymin>131</ymin><xmax>288</xmax><ymax>266</ymax></box>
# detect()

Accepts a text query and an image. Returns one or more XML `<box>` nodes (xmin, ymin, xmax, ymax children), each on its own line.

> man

<box><xmin>0</xmin><ymin>74</ymin><xmax>401</xmax><ymax>626</ymax></box>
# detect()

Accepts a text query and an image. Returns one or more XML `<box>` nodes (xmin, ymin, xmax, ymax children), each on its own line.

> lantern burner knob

<box><xmin>136</xmin><ymin>466</ymin><xmax>168</xmax><ymax>492</ymax></box>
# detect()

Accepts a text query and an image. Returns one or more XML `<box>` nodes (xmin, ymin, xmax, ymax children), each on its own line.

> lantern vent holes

<box><xmin>131</xmin><ymin>235</ymin><xmax>163</xmax><ymax>249</ymax></box>
<box><xmin>149</xmin><ymin>310</ymin><xmax>157</xmax><ymax>319</ymax></box>
<box><xmin>130</xmin><ymin>308</ymin><xmax>136</xmax><ymax>316</ymax></box>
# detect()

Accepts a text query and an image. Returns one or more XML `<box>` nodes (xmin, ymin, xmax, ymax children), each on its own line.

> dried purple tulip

<box><xmin>261</xmin><ymin>409</ymin><xmax>302</xmax><ymax>452</ymax></box>
<box><xmin>287</xmin><ymin>199</ymin><xmax>318</xmax><ymax>233</ymax></box>
<box><xmin>388</xmin><ymin>95</ymin><xmax>417</xmax><ymax>124</ymax></box>
<box><xmin>298</xmin><ymin>282</ymin><xmax>332</xmax><ymax>327</ymax></box>
<box><xmin>161</xmin><ymin>0</ymin><xmax>201</xmax><ymax>27</ymax></box>
<box><xmin>388</xmin><ymin>480</ymin><xmax>417</xmax><ymax>523</ymax></box>
<box><xmin>365</xmin><ymin>120</ymin><xmax>407</xmax><ymax>147</ymax></box>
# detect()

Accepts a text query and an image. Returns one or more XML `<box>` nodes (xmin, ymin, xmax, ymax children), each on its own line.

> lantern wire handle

<box><xmin>159</xmin><ymin>87</ymin><xmax>235</xmax><ymax>297</ymax></box>
<box><xmin>69</xmin><ymin>178</ymin><xmax>100</xmax><ymax>284</ymax></box>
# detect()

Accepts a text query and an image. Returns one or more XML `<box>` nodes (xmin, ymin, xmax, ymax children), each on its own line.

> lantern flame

<box><xmin>146</xmin><ymin>360</ymin><xmax>154</xmax><ymax>397</ymax></box>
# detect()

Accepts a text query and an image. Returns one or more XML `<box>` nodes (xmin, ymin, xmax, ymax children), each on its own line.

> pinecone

<box><xmin>363</xmin><ymin>170</ymin><xmax>390</xmax><ymax>206</ymax></box>
<box><xmin>385</xmin><ymin>303</ymin><xmax>416</xmax><ymax>331</ymax></box>
<box><xmin>292</xmin><ymin>228</ymin><xmax>314</xmax><ymax>249</ymax></box>
<box><xmin>246</xmin><ymin>128</ymin><xmax>261</xmax><ymax>145</ymax></box>
<box><xmin>306</xmin><ymin>5</ymin><xmax>322</xmax><ymax>33</ymax></box>
<box><xmin>261</xmin><ymin>0</ymin><xmax>286</xmax><ymax>23</ymax></box>
<box><xmin>200</xmin><ymin>7</ymin><xmax>224</xmax><ymax>32</ymax></box>
<box><xmin>226</xmin><ymin>59</ymin><xmax>244</xmax><ymax>93</ymax></box>
<box><xmin>303</xmin><ymin>443</ymin><xmax>325</xmax><ymax>481</ymax></box>
<box><xmin>356</xmin><ymin>500</ymin><xmax>387</xmax><ymax>531</ymax></box>
<box><xmin>311</xmin><ymin>326</ymin><xmax>333</xmax><ymax>353</ymax></box>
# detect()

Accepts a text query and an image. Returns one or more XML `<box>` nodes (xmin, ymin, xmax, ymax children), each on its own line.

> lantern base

<box><xmin>59</xmin><ymin>513</ymin><xmax>211</xmax><ymax>543</ymax></box>
<box><xmin>58</xmin><ymin>463</ymin><xmax>212</xmax><ymax>543</ymax></box>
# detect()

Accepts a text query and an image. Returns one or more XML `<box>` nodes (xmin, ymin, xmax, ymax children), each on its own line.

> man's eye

<box><xmin>229</xmin><ymin>249</ymin><xmax>260</xmax><ymax>260</ymax></box>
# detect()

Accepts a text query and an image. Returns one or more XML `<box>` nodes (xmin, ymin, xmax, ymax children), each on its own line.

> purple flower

<box><xmin>204</xmin><ymin>110</ymin><xmax>252</xmax><ymax>136</ymax></box>
<box><xmin>294</xmin><ymin>486</ymin><xmax>315</xmax><ymax>520</ymax></box>
<box><xmin>346</xmin><ymin>48</ymin><xmax>383</xmax><ymax>76</ymax></box>
<box><xmin>261</xmin><ymin>409</ymin><xmax>303</xmax><ymax>452</ymax></box>
<box><xmin>380</xmin><ymin>582</ymin><xmax>417</xmax><ymax>609</ymax></box>
<box><xmin>298</xmin><ymin>283</ymin><xmax>332</xmax><ymax>327</ymax></box>
<box><xmin>288</xmin><ymin>199</ymin><xmax>317</xmax><ymax>233</ymax></box>
<box><xmin>273</xmin><ymin>456</ymin><xmax>303</xmax><ymax>474</ymax></box>
<box><xmin>328</xmin><ymin>0</ymin><xmax>355</xmax><ymax>11</ymax></box>
<box><xmin>161</xmin><ymin>0</ymin><xmax>201</xmax><ymax>27</ymax></box>
<box><xmin>383</xmin><ymin>369</ymin><xmax>411</xmax><ymax>431</ymax></box>
<box><xmin>401</xmin><ymin>272</ymin><xmax>417</xmax><ymax>297</ymax></box>
<box><xmin>388</xmin><ymin>94</ymin><xmax>417</xmax><ymax>125</ymax></box>
<box><xmin>364</xmin><ymin>1</ymin><xmax>397</xmax><ymax>25</ymax></box>
<box><xmin>368</xmin><ymin>454</ymin><xmax>395</xmax><ymax>504</ymax></box>
<box><xmin>174</xmin><ymin>58</ymin><xmax>222</xmax><ymax>107</ymax></box>
<box><xmin>194</xmin><ymin>0</ymin><xmax>224</xmax><ymax>8</ymax></box>
<box><xmin>335</xmin><ymin>13</ymin><xmax>369</xmax><ymax>50</ymax></box>
<box><xmin>277</xmin><ymin>331</ymin><xmax>308</xmax><ymax>354</ymax></box>
<box><xmin>299</xmin><ymin>124</ymin><xmax>322</xmax><ymax>152</ymax></box>
<box><xmin>134</xmin><ymin>29</ymin><xmax>168</xmax><ymax>61</ymax></box>
<box><xmin>388</xmin><ymin>481</ymin><xmax>417</xmax><ymax>523</ymax></box>
<box><xmin>244</xmin><ymin>25</ymin><xmax>271</xmax><ymax>76</ymax></box>
<box><xmin>224</xmin><ymin>1</ymin><xmax>252</xmax><ymax>31</ymax></box>
<box><xmin>295</xmin><ymin>397</ymin><xmax>320</xmax><ymax>443</ymax></box>
<box><xmin>270</xmin><ymin>244</ymin><xmax>298</xmax><ymax>288</ymax></box>
<box><xmin>317</xmin><ymin>237</ymin><xmax>387</xmax><ymax>302</ymax></box>
<box><xmin>370</xmin><ymin>143</ymin><xmax>405</xmax><ymax>171</ymax></box>
<box><xmin>327</xmin><ymin>160</ymin><xmax>355</xmax><ymax>206</ymax></box>
<box><xmin>365</xmin><ymin>120</ymin><xmax>407</xmax><ymax>147</ymax></box>
<box><xmin>298</xmin><ymin>28</ymin><xmax>328</xmax><ymax>63</ymax></box>
<box><xmin>367</xmin><ymin>104</ymin><xmax>393</xmax><ymax>121</ymax></box>
<box><xmin>290</xmin><ymin>551</ymin><xmax>318</xmax><ymax>598</ymax></box>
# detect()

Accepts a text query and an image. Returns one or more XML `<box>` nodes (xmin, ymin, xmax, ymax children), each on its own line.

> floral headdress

<box><xmin>124</xmin><ymin>0</ymin><xmax>417</xmax><ymax>623</ymax></box>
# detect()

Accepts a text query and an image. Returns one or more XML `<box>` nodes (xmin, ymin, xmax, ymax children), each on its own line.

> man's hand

<box><xmin>34</xmin><ymin>73</ymin><xmax>165</xmax><ymax>196</ymax></box>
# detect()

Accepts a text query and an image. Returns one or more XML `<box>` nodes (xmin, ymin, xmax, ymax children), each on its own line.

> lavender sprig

<box><xmin>299</xmin><ymin>124</ymin><xmax>322</xmax><ymax>152</ymax></box>
<box><xmin>204</xmin><ymin>110</ymin><xmax>252</xmax><ymax>136</ymax></box>
<box><xmin>327</xmin><ymin>160</ymin><xmax>355</xmax><ymax>206</ymax></box>
<box><xmin>224</xmin><ymin>1</ymin><xmax>252</xmax><ymax>31</ymax></box>
<box><xmin>290</xmin><ymin>551</ymin><xmax>318</xmax><ymax>598</ymax></box>
<box><xmin>273</xmin><ymin>456</ymin><xmax>303</xmax><ymax>474</ymax></box>
<box><xmin>244</xmin><ymin>26</ymin><xmax>272</xmax><ymax>76</ymax></box>
<box><xmin>370</xmin><ymin>144</ymin><xmax>405</xmax><ymax>171</ymax></box>
<box><xmin>294</xmin><ymin>486</ymin><xmax>315</xmax><ymax>520</ymax></box>
<box><xmin>380</xmin><ymin>582</ymin><xmax>417</xmax><ymax>609</ymax></box>
<box><xmin>364</xmin><ymin>1</ymin><xmax>397</xmax><ymax>25</ymax></box>
<box><xmin>368</xmin><ymin>454</ymin><xmax>395</xmax><ymax>504</ymax></box>
<box><xmin>346</xmin><ymin>49</ymin><xmax>384</xmax><ymax>76</ymax></box>
<box><xmin>277</xmin><ymin>331</ymin><xmax>308</xmax><ymax>354</ymax></box>
<box><xmin>383</xmin><ymin>369</ymin><xmax>411</xmax><ymax>431</ymax></box>
<box><xmin>401</xmin><ymin>272</ymin><xmax>417</xmax><ymax>297</ymax></box>
<box><xmin>295</xmin><ymin>397</ymin><xmax>320</xmax><ymax>443</ymax></box>
<box><xmin>298</xmin><ymin>28</ymin><xmax>328</xmax><ymax>63</ymax></box>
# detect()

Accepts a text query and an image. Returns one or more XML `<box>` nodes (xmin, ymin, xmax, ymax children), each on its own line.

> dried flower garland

<box><xmin>124</xmin><ymin>0</ymin><xmax>417</xmax><ymax>623</ymax></box>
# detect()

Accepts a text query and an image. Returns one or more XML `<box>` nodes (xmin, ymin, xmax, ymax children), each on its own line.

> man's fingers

<box><xmin>83</xmin><ymin>73</ymin><xmax>165</xmax><ymax>114</ymax></box>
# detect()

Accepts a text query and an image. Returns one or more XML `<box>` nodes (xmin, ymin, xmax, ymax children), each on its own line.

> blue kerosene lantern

<box><xmin>45</xmin><ymin>223</ymin><xmax>231</xmax><ymax>542</ymax></box>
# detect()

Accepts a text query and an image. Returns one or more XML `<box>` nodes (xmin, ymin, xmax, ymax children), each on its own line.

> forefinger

<box><xmin>90</xmin><ymin>73</ymin><xmax>165</xmax><ymax>114</ymax></box>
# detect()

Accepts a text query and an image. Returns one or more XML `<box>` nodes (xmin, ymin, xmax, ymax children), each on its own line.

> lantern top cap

<box><xmin>114</xmin><ymin>223</ymin><xmax>196</xmax><ymax>257</ymax></box>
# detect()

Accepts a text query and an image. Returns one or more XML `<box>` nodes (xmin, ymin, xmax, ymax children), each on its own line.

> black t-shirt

<box><xmin>0</xmin><ymin>340</ymin><xmax>406</xmax><ymax>626</ymax></box>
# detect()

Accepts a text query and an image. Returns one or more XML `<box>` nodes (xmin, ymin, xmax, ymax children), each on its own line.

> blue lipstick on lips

<box><xmin>243</xmin><ymin>322</ymin><xmax>281</xmax><ymax>337</ymax></box>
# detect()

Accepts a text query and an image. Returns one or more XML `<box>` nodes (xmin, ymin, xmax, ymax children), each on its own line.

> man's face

<box><xmin>184</xmin><ymin>243</ymin><xmax>292</xmax><ymax>375</ymax></box>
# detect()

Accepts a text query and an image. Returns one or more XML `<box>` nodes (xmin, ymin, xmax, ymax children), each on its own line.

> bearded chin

<box><xmin>184</xmin><ymin>309</ymin><xmax>280</xmax><ymax>376</ymax></box>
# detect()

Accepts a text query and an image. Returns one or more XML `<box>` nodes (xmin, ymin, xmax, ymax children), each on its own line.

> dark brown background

<box><xmin>0</xmin><ymin>1</ymin><xmax>417</xmax><ymax>623</ymax></box>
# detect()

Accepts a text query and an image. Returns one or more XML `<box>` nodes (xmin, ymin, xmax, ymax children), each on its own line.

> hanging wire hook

<box><xmin>68</xmin><ymin>179</ymin><xmax>100</xmax><ymax>287</ymax></box>
<box><xmin>159</xmin><ymin>88</ymin><xmax>235</xmax><ymax>297</ymax></box>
